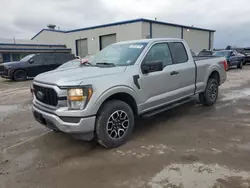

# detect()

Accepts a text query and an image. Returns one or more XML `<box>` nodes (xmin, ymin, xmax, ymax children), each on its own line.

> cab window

<box><xmin>143</xmin><ymin>43</ymin><xmax>173</xmax><ymax>67</ymax></box>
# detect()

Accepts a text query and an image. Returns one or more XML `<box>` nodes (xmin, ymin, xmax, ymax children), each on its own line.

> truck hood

<box><xmin>34</xmin><ymin>66</ymin><xmax>127</xmax><ymax>86</ymax></box>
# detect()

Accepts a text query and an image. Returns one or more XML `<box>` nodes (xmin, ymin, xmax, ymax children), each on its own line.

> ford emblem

<box><xmin>37</xmin><ymin>91</ymin><xmax>44</xmax><ymax>100</ymax></box>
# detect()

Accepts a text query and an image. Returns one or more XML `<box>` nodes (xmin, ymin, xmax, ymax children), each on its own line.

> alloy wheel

<box><xmin>106</xmin><ymin>110</ymin><xmax>129</xmax><ymax>139</ymax></box>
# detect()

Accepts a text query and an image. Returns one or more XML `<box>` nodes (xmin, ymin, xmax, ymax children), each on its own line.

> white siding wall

<box><xmin>210</xmin><ymin>32</ymin><xmax>214</xmax><ymax>50</ymax></box>
<box><xmin>32</xmin><ymin>31</ymin><xmax>66</xmax><ymax>45</ymax></box>
<box><xmin>151</xmin><ymin>23</ymin><xmax>182</xmax><ymax>38</ymax></box>
<box><xmin>67</xmin><ymin>22</ymin><xmax>142</xmax><ymax>55</ymax></box>
<box><xmin>183</xmin><ymin>29</ymin><xmax>209</xmax><ymax>53</ymax></box>
<box><xmin>32</xmin><ymin>22</ymin><xmax>215</xmax><ymax>56</ymax></box>
<box><xmin>141</xmin><ymin>22</ymin><xmax>150</xmax><ymax>39</ymax></box>
<box><xmin>33</xmin><ymin>22</ymin><xmax>142</xmax><ymax>55</ymax></box>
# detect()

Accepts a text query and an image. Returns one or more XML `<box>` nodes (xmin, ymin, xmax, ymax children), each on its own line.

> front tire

<box><xmin>199</xmin><ymin>78</ymin><xmax>219</xmax><ymax>106</ymax></box>
<box><xmin>95</xmin><ymin>100</ymin><xmax>134</xmax><ymax>148</ymax></box>
<box><xmin>13</xmin><ymin>70</ymin><xmax>27</xmax><ymax>81</ymax></box>
<box><xmin>237</xmin><ymin>60</ymin><xmax>243</xmax><ymax>69</ymax></box>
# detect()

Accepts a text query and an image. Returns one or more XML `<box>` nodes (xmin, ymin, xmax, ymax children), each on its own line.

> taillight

<box><xmin>220</xmin><ymin>60</ymin><xmax>228</xmax><ymax>71</ymax></box>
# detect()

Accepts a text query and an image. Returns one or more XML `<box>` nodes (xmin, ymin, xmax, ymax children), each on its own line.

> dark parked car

<box><xmin>240</xmin><ymin>48</ymin><xmax>250</xmax><ymax>63</ymax></box>
<box><xmin>198</xmin><ymin>50</ymin><xmax>213</xmax><ymax>56</ymax></box>
<box><xmin>213</xmin><ymin>50</ymin><xmax>244</xmax><ymax>70</ymax></box>
<box><xmin>0</xmin><ymin>53</ymin><xmax>75</xmax><ymax>81</ymax></box>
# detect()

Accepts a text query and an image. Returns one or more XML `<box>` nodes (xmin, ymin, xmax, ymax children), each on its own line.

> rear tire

<box><xmin>13</xmin><ymin>70</ymin><xmax>27</xmax><ymax>81</ymax></box>
<box><xmin>95</xmin><ymin>100</ymin><xmax>134</xmax><ymax>148</ymax></box>
<box><xmin>237</xmin><ymin>60</ymin><xmax>243</xmax><ymax>69</ymax></box>
<box><xmin>199</xmin><ymin>78</ymin><xmax>219</xmax><ymax>106</ymax></box>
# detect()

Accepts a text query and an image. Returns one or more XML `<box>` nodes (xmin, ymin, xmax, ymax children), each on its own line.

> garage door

<box><xmin>100</xmin><ymin>34</ymin><xmax>116</xmax><ymax>50</ymax></box>
<box><xmin>76</xmin><ymin>39</ymin><xmax>88</xmax><ymax>58</ymax></box>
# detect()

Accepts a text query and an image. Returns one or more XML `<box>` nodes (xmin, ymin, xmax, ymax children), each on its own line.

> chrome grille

<box><xmin>33</xmin><ymin>84</ymin><xmax>58</xmax><ymax>106</ymax></box>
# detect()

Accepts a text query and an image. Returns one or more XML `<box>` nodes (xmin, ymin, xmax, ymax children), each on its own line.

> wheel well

<box><xmin>13</xmin><ymin>69</ymin><xmax>27</xmax><ymax>78</ymax></box>
<box><xmin>208</xmin><ymin>71</ymin><xmax>220</xmax><ymax>84</ymax></box>
<box><xmin>102</xmin><ymin>93</ymin><xmax>138</xmax><ymax>116</ymax></box>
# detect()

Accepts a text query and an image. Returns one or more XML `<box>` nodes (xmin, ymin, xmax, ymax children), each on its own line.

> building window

<box><xmin>76</xmin><ymin>38</ymin><xmax>88</xmax><ymax>58</ymax></box>
<box><xmin>99</xmin><ymin>34</ymin><xmax>116</xmax><ymax>50</ymax></box>
<box><xmin>2</xmin><ymin>54</ymin><xmax>11</xmax><ymax>62</ymax></box>
<box><xmin>12</xmin><ymin>54</ymin><xmax>20</xmax><ymax>61</ymax></box>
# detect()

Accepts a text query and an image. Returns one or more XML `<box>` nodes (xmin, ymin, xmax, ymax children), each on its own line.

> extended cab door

<box><xmin>167</xmin><ymin>42</ymin><xmax>196</xmax><ymax>99</ymax></box>
<box><xmin>139</xmin><ymin>41</ymin><xmax>196</xmax><ymax>113</ymax></box>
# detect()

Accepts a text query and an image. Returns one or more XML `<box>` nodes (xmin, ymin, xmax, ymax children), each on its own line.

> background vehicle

<box><xmin>240</xmin><ymin>48</ymin><xmax>250</xmax><ymax>63</ymax></box>
<box><xmin>56</xmin><ymin>59</ymin><xmax>81</xmax><ymax>69</ymax></box>
<box><xmin>198</xmin><ymin>50</ymin><xmax>213</xmax><ymax>56</ymax></box>
<box><xmin>32</xmin><ymin>38</ymin><xmax>227</xmax><ymax>148</ymax></box>
<box><xmin>0</xmin><ymin>53</ymin><xmax>75</xmax><ymax>81</ymax></box>
<box><xmin>213</xmin><ymin>50</ymin><xmax>244</xmax><ymax>70</ymax></box>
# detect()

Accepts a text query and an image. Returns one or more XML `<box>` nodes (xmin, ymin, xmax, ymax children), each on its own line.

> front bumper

<box><xmin>1</xmin><ymin>74</ymin><xmax>11</xmax><ymax>79</ymax></box>
<box><xmin>0</xmin><ymin>70</ymin><xmax>11</xmax><ymax>79</ymax></box>
<box><xmin>32</xmin><ymin>105</ymin><xmax>96</xmax><ymax>134</ymax></box>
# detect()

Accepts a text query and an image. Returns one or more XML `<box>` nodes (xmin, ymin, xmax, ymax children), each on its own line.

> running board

<box><xmin>141</xmin><ymin>98</ymin><xmax>193</xmax><ymax>118</ymax></box>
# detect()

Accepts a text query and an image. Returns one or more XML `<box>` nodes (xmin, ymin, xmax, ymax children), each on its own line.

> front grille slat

<box><xmin>33</xmin><ymin>85</ymin><xmax>58</xmax><ymax>106</ymax></box>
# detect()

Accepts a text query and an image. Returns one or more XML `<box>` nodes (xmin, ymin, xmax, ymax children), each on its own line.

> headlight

<box><xmin>67</xmin><ymin>87</ymin><xmax>93</xmax><ymax>110</ymax></box>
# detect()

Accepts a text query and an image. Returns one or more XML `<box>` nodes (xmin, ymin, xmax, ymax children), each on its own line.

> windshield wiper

<box><xmin>96</xmin><ymin>62</ymin><xmax>115</xmax><ymax>67</ymax></box>
<box><xmin>80</xmin><ymin>61</ymin><xmax>93</xmax><ymax>66</ymax></box>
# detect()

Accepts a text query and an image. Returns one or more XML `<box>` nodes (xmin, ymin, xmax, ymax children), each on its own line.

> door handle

<box><xmin>170</xmin><ymin>71</ymin><xmax>179</xmax><ymax>76</ymax></box>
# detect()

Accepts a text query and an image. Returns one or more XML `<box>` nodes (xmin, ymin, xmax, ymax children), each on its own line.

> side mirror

<box><xmin>141</xmin><ymin>61</ymin><xmax>163</xmax><ymax>74</ymax></box>
<box><xmin>29</xmin><ymin>59</ymin><xmax>34</xmax><ymax>64</ymax></box>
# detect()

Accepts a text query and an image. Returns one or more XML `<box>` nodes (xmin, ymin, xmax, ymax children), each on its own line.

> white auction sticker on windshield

<box><xmin>129</xmin><ymin>44</ymin><xmax>143</xmax><ymax>49</ymax></box>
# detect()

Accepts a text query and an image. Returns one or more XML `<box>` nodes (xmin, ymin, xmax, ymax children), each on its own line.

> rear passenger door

<box><xmin>53</xmin><ymin>55</ymin><xmax>63</xmax><ymax>69</ymax></box>
<box><xmin>167</xmin><ymin>42</ymin><xmax>196</xmax><ymax>99</ymax></box>
<box><xmin>43</xmin><ymin>56</ymin><xmax>56</xmax><ymax>72</ymax></box>
<box><xmin>229</xmin><ymin>51</ymin><xmax>238</xmax><ymax>65</ymax></box>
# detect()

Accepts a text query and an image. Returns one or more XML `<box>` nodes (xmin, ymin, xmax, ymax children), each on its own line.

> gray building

<box><xmin>31</xmin><ymin>18</ymin><xmax>215</xmax><ymax>57</ymax></box>
<box><xmin>0</xmin><ymin>39</ymin><xmax>71</xmax><ymax>63</ymax></box>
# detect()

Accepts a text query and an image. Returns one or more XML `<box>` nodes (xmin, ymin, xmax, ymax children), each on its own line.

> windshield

<box><xmin>57</xmin><ymin>59</ymin><xmax>80</xmax><ymax>69</ymax></box>
<box><xmin>89</xmin><ymin>42</ymin><xmax>148</xmax><ymax>66</ymax></box>
<box><xmin>20</xmin><ymin>54</ymin><xmax>35</xmax><ymax>61</ymax></box>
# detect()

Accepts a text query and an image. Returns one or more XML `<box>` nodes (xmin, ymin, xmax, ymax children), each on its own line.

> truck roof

<box><xmin>114</xmin><ymin>38</ymin><xmax>184</xmax><ymax>45</ymax></box>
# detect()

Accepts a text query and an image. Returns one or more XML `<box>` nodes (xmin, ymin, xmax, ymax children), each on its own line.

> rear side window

<box><xmin>33</xmin><ymin>55</ymin><xmax>43</xmax><ymax>65</ymax></box>
<box><xmin>55</xmin><ymin>56</ymin><xmax>63</xmax><ymax>64</ymax></box>
<box><xmin>43</xmin><ymin>56</ymin><xmax>55</xmax><ymax>65</ymax></box>
<box><xmin>169</xmin><ymin>42</ymin><xmax>188</xmax><ymax>63</ymax></box>
<box><xmin>61</xmin><ymin>54</ymin><xmax>74</xmax><ymax>63</ymax></box>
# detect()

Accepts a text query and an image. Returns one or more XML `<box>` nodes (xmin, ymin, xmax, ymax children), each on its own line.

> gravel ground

<box><xmin>1</xmin><ymin>67</ymin><xmax>250</xmax><ymax>188</ymax></box>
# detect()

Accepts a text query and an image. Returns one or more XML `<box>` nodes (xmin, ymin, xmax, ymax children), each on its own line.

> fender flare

<box><xmin>92</xmin><ymin>85</ymin><xmax>139</xmax><ymax>114</ymax></box>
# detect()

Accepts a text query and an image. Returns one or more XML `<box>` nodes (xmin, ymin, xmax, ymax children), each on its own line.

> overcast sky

<box><xmin>0</xmin><ymin>0</ymin><xmax>249</xmax><ymax>48</ymax></box>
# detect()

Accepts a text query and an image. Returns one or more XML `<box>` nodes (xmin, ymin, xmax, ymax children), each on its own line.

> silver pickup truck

<box><xmin>32</xmin><ymin>38</ymin><xmax>227</xmax><ymax>148</ymax></box>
